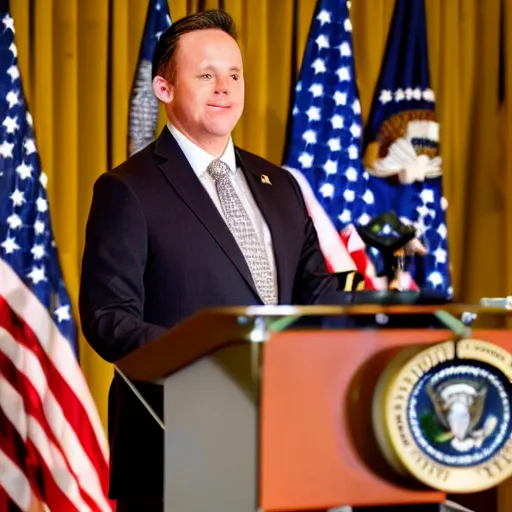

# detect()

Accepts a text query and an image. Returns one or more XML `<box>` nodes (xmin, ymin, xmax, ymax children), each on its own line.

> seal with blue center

<box><xmin>373</xmin><ymin>339</ymin><xmax>512</xmax><ymax>492</ymax></box>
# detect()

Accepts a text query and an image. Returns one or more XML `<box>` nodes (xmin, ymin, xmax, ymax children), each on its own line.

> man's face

<box><xmin>167</xmin><ymin>29</ymin><xmax>244</xmax><ymax>149</ymax></box>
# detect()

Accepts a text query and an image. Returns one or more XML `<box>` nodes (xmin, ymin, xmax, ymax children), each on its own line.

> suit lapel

<box><xmin>154</xmin><ymin>128</ymin><xmax>259</xmax><ymax>299</ymax></box>
<box><xmin>235</xmin><ymin>149</ymin><xmax>290</xmax><ymax>303</ymax></box>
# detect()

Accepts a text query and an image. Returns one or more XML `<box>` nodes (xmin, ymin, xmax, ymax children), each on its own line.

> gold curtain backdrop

<box><xmin>9</xmin><ymin>0</ymin><xmax>512</xmax><ymax>505</ymax></box>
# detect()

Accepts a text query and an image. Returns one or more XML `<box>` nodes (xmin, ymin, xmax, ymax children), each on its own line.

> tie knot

<box><xmin>207</xmin><ymin>159</ymin><xmax>231</xmax><ymax>181</ymax></box>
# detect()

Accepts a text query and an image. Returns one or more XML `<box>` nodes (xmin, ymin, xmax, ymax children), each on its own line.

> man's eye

<box><xmin>231</xmin><ymin>74</ymin><xmax>239</xmax><ymax>81</ymax></box>
<box><xmin>200</xmin><ymin>74</ymin><xmax>212</xmax><ymax>79</ymax></box>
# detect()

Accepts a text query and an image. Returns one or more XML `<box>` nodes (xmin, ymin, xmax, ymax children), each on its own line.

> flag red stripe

<box><xmin>0</xmin><ymin>349</ymin><xmax>107</xmax><ymax>512</ymax></box>
<box><xmin>0</xmin><ymin>484</ymin><xmax>19</xmax><ymax>512</ymax></box>
<box><xmin>0</xmin><ymin>358</ymin><xmax>99</xmax><ymax>511</ymax></box>
<box><xmin>0</xmin><ymin>296</ymin><xmax>109</xmax><ymax>483</ymax></box>
<box><xmin>0</xmin><ymin>408</ymin><xmax>37</xmax><ymax>510</ymax></box>
<box><xmin>0</xmin><ymin>274</ymin><xmax>114</xmax><ymax>509</ymax></box>
<box><xmin>0</xmin><ymin>260</ymin><xmax>109</xmax><ymax>461</ymax></box>
<box><xmin>0</xmin><ymin>300</ymin><xmax>113</xmax><ymax>510</ymax></box>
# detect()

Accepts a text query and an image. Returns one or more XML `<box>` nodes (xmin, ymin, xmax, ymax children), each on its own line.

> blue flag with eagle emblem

<box><xmin>363</xmin><ymin>0</ymin><xmax>452</xmax><ymax>297</ymax></box>
<box><xmin>128</xmin><ymin>0</ymin><xmax>171</xmax><ymax>156</ymax></box>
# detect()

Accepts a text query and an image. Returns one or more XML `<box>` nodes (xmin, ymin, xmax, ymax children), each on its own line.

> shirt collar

<box><xmin>167</xmin><ymin>121</ymin><xmax>236</xmax><ymax>178</ymax></box>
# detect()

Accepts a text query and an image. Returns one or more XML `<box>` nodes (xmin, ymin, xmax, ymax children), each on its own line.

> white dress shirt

<box><xmin>167</xmin><ymin>122</ymin><xmax>278</xmax><ymax>298</ymax></box>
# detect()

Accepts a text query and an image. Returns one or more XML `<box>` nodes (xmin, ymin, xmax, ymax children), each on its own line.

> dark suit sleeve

<box><xmin>285</xmin><ymin>172</ymin><xmax>352</xmax><ymax>305</ymax></box>
<box><xmin>79</xmin><ymin>172</ymin><xmax>167</xmax><ymax>363</ymax></box>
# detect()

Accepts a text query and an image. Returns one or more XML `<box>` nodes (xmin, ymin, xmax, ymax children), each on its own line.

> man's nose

<box><xmin>214</xmin><ymin>77</ymin><xmax>229</xmax><ymax>94</ymax></box>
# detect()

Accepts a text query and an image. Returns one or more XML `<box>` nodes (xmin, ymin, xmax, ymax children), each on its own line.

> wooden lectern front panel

<box><xmin>260</xmin><ymin>328</ymin><xmax>512</xmax><ymax>510</ymax></box>
<box><xmin>260</xmin><ymin>329</ymin><xmax>454</xmax><ymax>511</ymax></box>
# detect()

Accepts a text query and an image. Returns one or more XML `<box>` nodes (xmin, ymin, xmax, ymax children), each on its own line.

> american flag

<box><xmin>363</xmin><ymin>0</ymin><xmax>452</xmax><ymax>297</ymax></box>
<box><xmin>0</xmin><ymin>3</ymin><xmax>113</xmax><ymax>511</ymax></box>
<box><xmin>128</xmin><ymin>0</ymin><xmax>171</xmax><ymax>157</ymax></box>
<box><xmin>282</xmin><ymin>0</ymin><xmax>382</xmax><ymax>288</ymax></box>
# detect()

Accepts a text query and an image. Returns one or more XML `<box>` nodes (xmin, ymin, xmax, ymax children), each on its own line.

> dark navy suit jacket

<box><xmin>79</xmin><ymin>127</ymin><xmax>346</xmax><ymax>499</ymax></box>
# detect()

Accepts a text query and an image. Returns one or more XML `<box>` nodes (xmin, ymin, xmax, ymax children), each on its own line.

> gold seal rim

<box><xmin>376</xmin><ymin>339</ymin><xmax>512</xmax><ymax>493</ymax></box>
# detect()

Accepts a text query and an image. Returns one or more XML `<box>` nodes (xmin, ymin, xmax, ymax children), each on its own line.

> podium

<box><xmin>115</xmin><ymin>304</ymin><xmax>512</xmax><ymax>512</ymax></box>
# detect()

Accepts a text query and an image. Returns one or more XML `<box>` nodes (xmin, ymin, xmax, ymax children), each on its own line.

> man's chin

<box><xmin>204</xmin><ymin>114</ymin><xmax>241</xmax><ymax>135</ymax></box>
<box><xmin>205</xmin><ymin>125</ymin><xmax>238</xmax><ymax>138</ymax></box>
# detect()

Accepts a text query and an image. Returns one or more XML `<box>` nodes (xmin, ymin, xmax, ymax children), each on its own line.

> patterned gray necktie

<box><xmin>207</xmin><ymin>159</ymin><xmax>277</xmax><ymax>305</ymax></box>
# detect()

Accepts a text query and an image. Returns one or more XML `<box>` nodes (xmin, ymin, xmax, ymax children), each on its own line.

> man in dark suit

<box><xmin>79</xmin><ymin>9</ymin><xmax>349</xmax><ymax>511</ymax></box>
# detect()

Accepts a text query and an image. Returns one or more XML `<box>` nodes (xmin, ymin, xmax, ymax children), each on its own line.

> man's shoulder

<box><xmin>91</xmin><ymin>141</ymin><xmax>162</xmax><ymax>204</ymax></box>
<box><xmin>110</xmin><ymin>141</ymin><xmax>157</xmax><ymax>181</ymax></box>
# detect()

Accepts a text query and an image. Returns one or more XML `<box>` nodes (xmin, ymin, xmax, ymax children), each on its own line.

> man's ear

<box><xmin>152</xmin><ymin>76</ymin><xmax>173</xmax><ymax>104</ymax></box>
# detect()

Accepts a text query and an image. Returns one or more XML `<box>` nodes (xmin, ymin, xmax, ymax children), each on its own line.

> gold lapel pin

<box><xmin>261</xmin><ymin>174</ymin><xmax>272</xmax><ymax>186</ymax></box>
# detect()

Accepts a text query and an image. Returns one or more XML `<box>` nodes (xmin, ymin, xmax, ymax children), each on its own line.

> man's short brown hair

<box><xmin>151</xmin><ymin>9</ymin><xmax>238</xmax><ymax>83</ymax></box>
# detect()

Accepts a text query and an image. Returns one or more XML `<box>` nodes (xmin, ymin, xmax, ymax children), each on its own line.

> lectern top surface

<box><xmin>208</xmin><ymin>303</ymin><xmax>512</xmax><ymax>317</ymax></box>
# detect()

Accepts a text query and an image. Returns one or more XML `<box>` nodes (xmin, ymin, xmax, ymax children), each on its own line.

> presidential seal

<box><xmin>372</xmin><ymin>339</ymin><xmax>512</xmax><ymax>492</ymax></box>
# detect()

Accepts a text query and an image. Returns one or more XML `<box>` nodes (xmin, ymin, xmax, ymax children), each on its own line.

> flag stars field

<box><xmin>333</xmin><ymin>91</ymin><xmax>347</xmax><ymax>105</ymax></box>
<box><xmin>3</xmin><ymin>114</ymin><xmax>18</xmax><ymax>132</ymax></box>
<box><xmin>0</xmin><ymin>139</ymin><xmax>14</xmax><ymax>157</ymax></box>
<box><xmin>1</xmin><ymin>236</ymin><xmax>19</xmax><ymax>254</ymax></box>
<box><xmin>6</xmin><ymin>213</ymin><xmax>22</xmax><ymax>229</ymax></box>
<box><xmin>284</xmin><ymin>0</ymin><xmax>376</xmax><ymax>247</ymax></box>
<box><xmin>30</xmin><ymin>244</ymin><xmax>45</xmax><ymax>260</ymax></box>
<box><xmin>54</xmin><ymin>304</ymin><xmax>71</xmax><ymax>323</ymax></box>
<box><xmin>311</xmin><ymin>58</ymin><xmax>326</xmax><ymax>74</ymax></box>
<box><xmin>315</xmin><ymin>34</ymin><xmax>330</xmax><ymax>50</ymax></box>
<box><xmin>15</xmin><ymin>161</ymin><xmax>32</xmax><ymax>179</ymax></box>
<box><xmin>316</xmin><ymin>9</ymin><xmax>332</xmax><ymax>25</ymax></box>
<box><xmin>309</xmin><ymin>83</ymin><xmax>324</xmax><ymax>97</ymax></box>
<box><xmin>6</xmin><ymin>89</ymin><xmax>18</xmax><ymax>107</ymax></box>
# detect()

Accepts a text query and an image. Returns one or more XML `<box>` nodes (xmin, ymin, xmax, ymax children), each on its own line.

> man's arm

<box><xmin>79</xmin><ymin>172</ymin><xmax>166</xmax><ymax>363</ymax></box>
<box><xmin>285</xmin><ymin>171</ymin><xmax>352</xmax><ymax>305</ymax></box>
